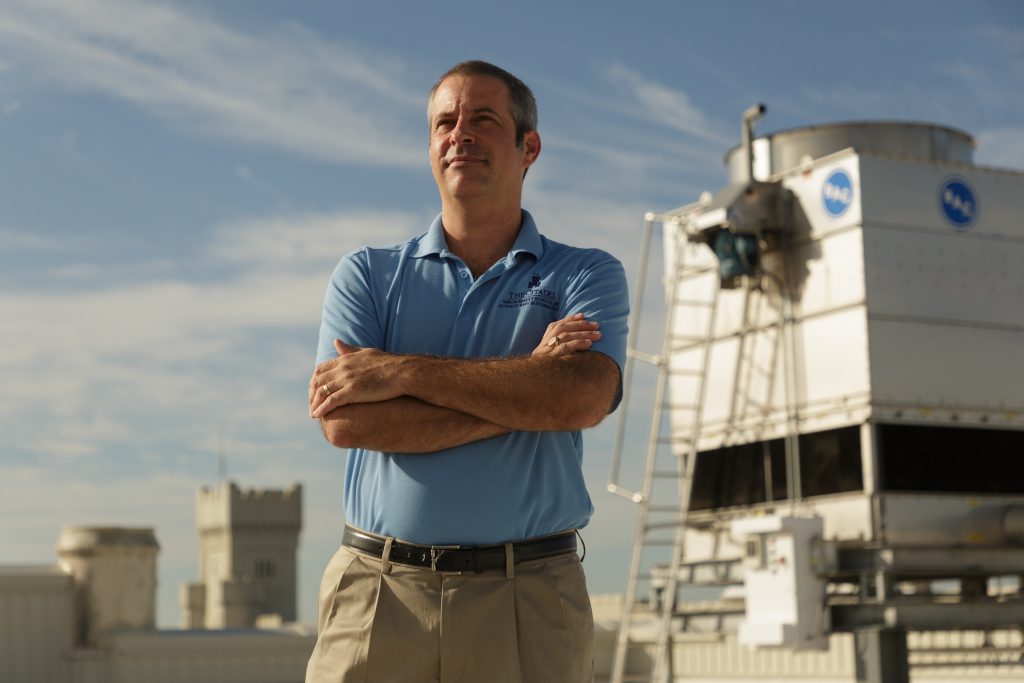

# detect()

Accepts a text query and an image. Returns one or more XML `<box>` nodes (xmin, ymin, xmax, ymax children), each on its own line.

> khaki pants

<box><xmin>305</xmin><ymin>543</ymin><xmax>594</xmax><ymax>683</ymax></box>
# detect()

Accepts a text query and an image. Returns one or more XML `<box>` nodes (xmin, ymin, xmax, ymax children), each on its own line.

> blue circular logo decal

<box><xmin>938</xmin><ymin>176</ymin><xmax>978</xmax><ymax>230</ymax></box>
<box><xmin>822</xmin><ymin>169</ymin><xmax>853</xmax><ymax>217</ymax></box>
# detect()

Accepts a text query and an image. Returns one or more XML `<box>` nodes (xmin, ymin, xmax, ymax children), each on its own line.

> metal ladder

<box><xmin>607</xmin><ymin>211</ymin><xmax>722</xmax><ymax>683</ymax></box>
<box><xmin>720</xmin><ymin>281</ymin><xmax>783</xmax><ymax>449</ymax></box>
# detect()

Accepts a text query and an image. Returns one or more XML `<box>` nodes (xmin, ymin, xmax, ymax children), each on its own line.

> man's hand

<box><xmin>531</xmin><ymin>313</ymin><xmax>601</xmax><ymax>357</ymax></box>
<box><xmin>309</xmin><ymin>340</ymin><xmax>407</xmax><ymax>417</ymax></box>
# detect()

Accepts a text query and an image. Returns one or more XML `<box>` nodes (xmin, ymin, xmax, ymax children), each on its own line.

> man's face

<box><xmin>428</xmin><ymin>74</ymin><xmax>539</xmax><ymax>204</ymax></box>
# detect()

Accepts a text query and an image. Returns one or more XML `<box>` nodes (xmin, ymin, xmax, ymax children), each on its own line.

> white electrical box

<box><xmin>731</xmin><ymin>514</ymin><xmax>829</xmax><ymax>651</ymax></box>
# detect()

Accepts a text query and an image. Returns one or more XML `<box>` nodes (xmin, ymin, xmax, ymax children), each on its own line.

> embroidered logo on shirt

<box><xmin>499</xmin><ymin>274</ymin><xmax>559</xmax><ymax>310</ymax></box>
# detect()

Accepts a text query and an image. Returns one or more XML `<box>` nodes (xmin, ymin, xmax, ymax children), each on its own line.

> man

<box><xmin>305</xmin><ymin>60</ymin><xmax>628</xmax><ymax>683</ymax></box>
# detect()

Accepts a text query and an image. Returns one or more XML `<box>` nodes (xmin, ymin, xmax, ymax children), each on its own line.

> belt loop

<box><xmin>381</xmin><ymin>536</ymin><xmax>394</xmax><ymax>574</ymax></box>
<box><xmin>504</xmin><ymin>542</ymin><xmax>515</xmax><ymax>580</ymax></box>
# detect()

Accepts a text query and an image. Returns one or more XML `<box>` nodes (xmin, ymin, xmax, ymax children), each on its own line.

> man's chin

<box><xmin>444</xmin><ymin>177</ymin><xmax>489</xmax><ymax>198</ymax></box>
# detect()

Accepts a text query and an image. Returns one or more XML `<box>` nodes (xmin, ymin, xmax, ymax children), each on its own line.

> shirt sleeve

<box><xmin>560</xmin><ymin>252</ymin><xmax>630</xmax><ymax>409</ymax></box>
<box><xmin>316</xmin><ymin>249</ymin><xmax>384</xmax><ymax>364</ymax></box>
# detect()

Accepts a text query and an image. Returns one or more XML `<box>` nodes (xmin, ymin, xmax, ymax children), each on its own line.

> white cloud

<box><xmin>0</xmin><ymin>227</ymin><xmax>62</xmax><ymax>250</ymax></box>
<box><xmin>604</xmin><ymin>63</ymin><xmax>728</xmax><ymax>144</ymax></box>
<box><xmin>975</xmin><ymin>128</ymin><xmax>1024</xmax><ymax>170</ymax></box>
<box><xmin>545</xmin><ymin>135</ymin><xmax>721</xmax><ymax>187</ymax></box>
<box><xmin>46</xmin><ymin>259</ymin><xmax>179</xmax><ymax>281</ymax></box>
<box><xmin>525</xmin><ymin>185</ymin><xmax>649</xmax><ymax>268</ymax></box>
<box><xmin>0</xmin><ymin>207</ymin><xmax>424</xmax><ymax>464</ymax></box>
<box><xmin>205</xmin><ymin>209</ymin><xmax>422</xmax><ymax>271</ymax></box>
<box><xmin>0</xmin><ymin>0</ymin><xmax>425</xmax><ymax>168</ymax></box>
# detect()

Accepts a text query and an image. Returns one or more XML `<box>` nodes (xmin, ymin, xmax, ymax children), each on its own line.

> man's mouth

<box><xmin>446</xmin><ymin>155</ymin><xmax>485</xmax><ymax>168</ymax></box>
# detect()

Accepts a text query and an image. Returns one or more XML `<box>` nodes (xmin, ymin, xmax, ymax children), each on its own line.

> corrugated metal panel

<box><xmin>669</xmin><ymin>633</ymin><xmax>854</xmax><ymax>679</ymax></box>
<box><xmin>0</xmin><ymin>568</ymin><xmax>74</xmax><ymax>683</ymax></box>
<box><xmin>656</xmin><ymin>633</ymin><xmax>1024</xmax><ymax>682</ymax></box>
<box><xmin>107</xmin><ymin>630</ymin><xmax>314</xmax><ymax>683</ymax></box>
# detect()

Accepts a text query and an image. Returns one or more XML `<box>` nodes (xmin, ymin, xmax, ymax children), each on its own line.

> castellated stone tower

<box><xmin>180</xmin><ymin>481</ymin><xmax>302</xmax><ymax>629</ymax></box>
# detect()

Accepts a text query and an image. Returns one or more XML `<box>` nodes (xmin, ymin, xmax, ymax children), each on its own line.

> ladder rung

<box><xmin>656</xmin><ymin>436</ymin><xmax>693</xmax><ymax>446</ymax></box>
<box><xmin>656</xmin><ymin>438</ymin><xmax>699</xmax><ymax>453</ymax></box>
<box><xmin>648</xmin><ymin>505</ymin><xmax>682</xmax><ymax>512</ymax></box>
<box><xmin>636</xmin><ymin>570</ymin><xmax>668</xmax><ymax>580</ymax></box>
<box><xmin>636</xmin><ymin>541</ymin><xmax>675</xmax><ymax>549</ymax></box>
<box><xmin>667</xmin><ymin>367</ymin><xmax>704</xmax><ymax>376</ymax></box>
<box><xmin>685</xmin><ymin>579</ymin><xmax>745</xmax><ymax>587</ymax></box>
<box><xmin>677</xmin><ymin>558</ymin><xmax>742</xmax><ymax>568</ymax></box>
<box><xmin>626</xmin><ymin>349</ymin><xmax>662</xmax><ymax>365</ymax></box>
<box><xmin>670</xmin><ymin>340</ymin><xmax>710</xmax><ymax>353</ymax></box>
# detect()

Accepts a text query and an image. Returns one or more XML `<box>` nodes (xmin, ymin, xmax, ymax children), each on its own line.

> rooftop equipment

<box><xmin>607</xmin><ymin>108</ymin><xmax>1024</xmax><ymax>683</ymax></box>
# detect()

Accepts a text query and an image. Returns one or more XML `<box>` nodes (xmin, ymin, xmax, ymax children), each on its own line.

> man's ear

<box><xmin>522</xmin><ymin>130</ymin><xmax>541</xmax><ymax>169</ymax></box>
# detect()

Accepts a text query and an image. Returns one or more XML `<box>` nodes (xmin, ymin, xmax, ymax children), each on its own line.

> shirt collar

<box><xmin>410</xmin><ymin>214</ymin><xmax>449</xmax><ymax>258</ymax></box>
<box><xmin>410</xmin><ymin>210</ymin><xmax>544</xmax><ymax>261</ymax></box>
<box><xmin>509</xmin><ymin>210</ymin><xmax>543</xmax><ymax>260</ymax></box>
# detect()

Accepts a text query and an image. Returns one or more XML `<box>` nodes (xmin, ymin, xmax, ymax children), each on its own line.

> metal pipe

<box><xmin>741</xmin><ymin>104</ymin><xmax>766</xmax><ymax>182</ymax></box>
<box><xmin>606</xmin><ymin>214</ymin><xmax>656</xmax><ymax>501</ymax></box>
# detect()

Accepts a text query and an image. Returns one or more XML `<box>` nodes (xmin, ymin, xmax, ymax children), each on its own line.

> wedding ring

<box><xmin>320</xmin><ymin>384</ymin><xmax>331</xmax><ymax>396</ymax></box>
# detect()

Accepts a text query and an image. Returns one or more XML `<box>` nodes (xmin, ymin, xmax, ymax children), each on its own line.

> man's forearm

<box><xmin>309</xmin><ymin>317</ymin><xmax>617</xmax><ymax>432</ymax></box>
<box><xmin>320</xmin><ymin>396</ymin><xmax>511</xmax><ymax>453</ymax></box>
<box><xmin>398</xmin><ymin>351</ymin><xmax>619</xmax><ymax>432</ymax></box>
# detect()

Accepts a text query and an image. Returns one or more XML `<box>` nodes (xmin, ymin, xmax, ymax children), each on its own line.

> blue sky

<box><xmin>2</xmin><ymin>0</ymin><xmax>1022</xmax><ymax>627</ymax></box>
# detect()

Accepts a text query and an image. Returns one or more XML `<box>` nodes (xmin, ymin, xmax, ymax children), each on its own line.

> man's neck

<box><xmin>440</xmin><ymin>200</ymin><xmax>523</xmax><ymax>278</ymax></box>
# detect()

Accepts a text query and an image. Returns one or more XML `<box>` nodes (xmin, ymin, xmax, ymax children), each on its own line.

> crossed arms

<box><xmin>308</xmin><ymin>314</ymin><xmax>621</xmax><ymax>453</ymax></box>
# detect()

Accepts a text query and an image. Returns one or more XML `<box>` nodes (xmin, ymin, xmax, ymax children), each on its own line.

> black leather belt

<box><xmin>342</xmin><ymin>525</ymin><xmax>577</xmax><ymax>573</ymax></box>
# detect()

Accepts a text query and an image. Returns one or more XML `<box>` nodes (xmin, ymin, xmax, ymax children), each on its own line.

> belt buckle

<box><xmin>429</xmin><ymin>544</ymin><xmax>461</xmax><ymax>573</ymax></box>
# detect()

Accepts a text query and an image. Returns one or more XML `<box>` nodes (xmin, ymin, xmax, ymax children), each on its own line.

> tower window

<box><xmin>255</xmin><ymin>558</ymin><xmax>276</xmax><ymax>579</ymax></box>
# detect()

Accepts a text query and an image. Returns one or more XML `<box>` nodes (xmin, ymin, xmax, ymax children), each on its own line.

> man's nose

<box><xmin>449</xmin><ymin>119</ymin><xmax>475</xmax><ymax>145</ymax></box>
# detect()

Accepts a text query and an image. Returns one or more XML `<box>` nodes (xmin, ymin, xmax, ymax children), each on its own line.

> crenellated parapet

<box><xmin>197</xmin><ymin>482</ymin><xmax>302</xmax><ymax>535</ymax></box>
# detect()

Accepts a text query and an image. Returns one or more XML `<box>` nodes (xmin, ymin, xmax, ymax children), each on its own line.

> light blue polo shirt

<box><xmin>316</xmin><ymin>210</ymin><xmax>629</xmax><ymax>545</ymax></box>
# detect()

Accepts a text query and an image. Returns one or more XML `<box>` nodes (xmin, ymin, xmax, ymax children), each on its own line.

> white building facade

<box><xmin>0</xmin><ymin>483</ymin><xmax>313</xmax><ymax>683</ymax></box>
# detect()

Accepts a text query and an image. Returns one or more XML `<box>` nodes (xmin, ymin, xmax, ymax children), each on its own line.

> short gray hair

<box><xmin>428</xmin><ymin>60</ymin><xmax>537</xmax><ymax>146</ymax></box>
